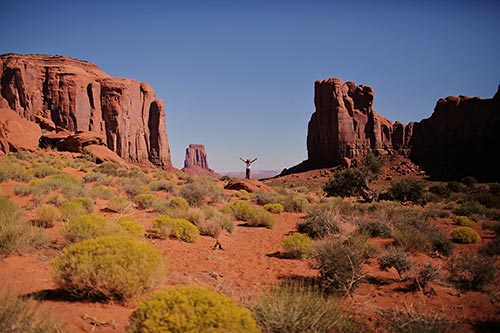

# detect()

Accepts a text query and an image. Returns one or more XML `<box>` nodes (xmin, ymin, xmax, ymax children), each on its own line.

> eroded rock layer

<box><xmin>0</xmin><ymin>53</ymin><xmax>171</xmax><ymax>168</ymax></box>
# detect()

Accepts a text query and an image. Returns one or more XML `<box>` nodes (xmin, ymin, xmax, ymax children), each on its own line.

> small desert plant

<box><xmin>253</xmin><ymin>283</ymin><xmax>360</xmax><ymax>333</ymax></box>
<box><xmin>356</xmin><ymin>217</ymin><xmax>393</xmax><ymax>237</ymax></box>
<box><xmin>388</xmin><ymin>178</ymin><xmax>426</xmax><ymax>202</ymax></box>
<box><xmin>107</xmin><ymin>195</ymin><xmax>132</xmax><ymax>213</ymax></box>
<box><xmin>254</xmin><ymin>190</ymin><xmax>279</xmax><ymax>205</ymax></box>
<box><xmin>153</xmin><ymin>215</ymin><xmax>200</xmax><ymax>242</ymax></box>
<box><xmin>148</xmin><ymin>179</ymin><xmax>175</xmax><ymax>192</ymax></box>
<box><xmin>450</xmin><ymin>226</ymin><xmax>480</xmax><ymax>244</ymax></box>
<box><xmin>116</xmin><ymin>216</ymin><xmax>145</xmax><ymax>237</ymax></box>
<box><xmin>61</xmin><ymin>214</ymin><xmax>113</xmax><ymax>243</ymax></box>
<box><xmin>324</xmin><ymin>167</ymin><xmax>368</xmax><ymax>198</ymax></box>
<box><xmin>452</xmin><ymin>200</ymin><xmax>487</xmax><ymax>218</ymax></box>
<box><xmin>280</xmin><ymin>192</ymin><xmax>309</xmax><ymax>213</ymax></box>
<box><xmin>59</xmin><ymin>200</ymin><xmax>88</xmax><ymax>221</ymax></box>
<box><xmin>33</xmin><ymin>204</ymin><xmax>61</xmax><ymax>228</ymax></box>
<box><xmin>127</xmin><ymin>286</ymin><xmax>259</xmax><ymax>333</ymax></box>
<box><xmin>410</xmin><ymin>263</ymin><xmax>441</xmax><ymax>292</ymax></box>
<box><xmin>264</xmin><ymin>203</ymin><xmax>285</xmax><ymax>214</ymax></box>
<box><xmin>428</xmin><ymin>184</ymin><xmax>451</xmax><ymax>197</ymax></box>
<box><xmin>133</xmin><ymin>193</ymin><xmax>157</xmax><ymax>210</ymax></box>
<box><xmin>201</xmin><ymin>205</ymin><xmax>235</xmax><ymax>234</ymax></box>
<box><xmin>379</xmin><ymin>246</ymin><xmax>413</xmax><ymax>280</ymax></box>
<box><xmin>93</xmin><ymin>162</ymin><xmax>121</xmax><ymax>175</ymax></box>
<box><xmin>90</xmin><ymin>184</ymin><xmax>114</xmax><ymax>199</ymax></box>
<box><xmin>297</xmin><ymin>203</ymin><xmax>342</xmax><ymax>239</ymax></box>
<box><xmin>179</xmin><ymin>182</ymin><xmax>209</xmax><ymax>207</ymax></box>
<box><xmin>281</xmin><ymin>232</ymin><xmax>313</xmax><ymax>259</ymax></box>
<box><xmin>454</xmin><ymin>215</ymin><xmax>474</xmax><ymax>227</ymax></box>
<box><xmin>0</xmin><ymin>288</ymin><xmax>60</xmax><ymax>333</ymax></box>
<box><xmin>380</xmin><ymin>304</ymin><xmax>458</xmax><ymax>333</ymax></box>
<box><xmin>0</xmin><ymin>196</ymin><xmax>48</xmax><ymax>257</ymax></box>
<box><xmin>247</xmin><ymin>208</ymin><xmax>277</xmax><ymax>228</ymax></box>
<box><xmin>51</xmin><ymin>234</ymin><xmax>165</xmax><ymax>301</ymax></box>
<box><xmin>449</xmin><ymin>252</ymin><xmax>497</xmax><ymax>291</ymax></box>
<box><xmin>221</xmin><ymin>200</ymin><xmax>255</xmax><ymax>221</ymax></box>
<box><xmin>313</xmin><ymin>237</ymin><xmax>369</xmax><ymax>295</ymax></box>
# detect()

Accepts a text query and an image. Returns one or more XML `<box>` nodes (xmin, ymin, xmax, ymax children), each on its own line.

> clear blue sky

<box><xmin>2</xmin><ymin>0</ymin><xmax>499</xmax><ymax>172</ymax></box>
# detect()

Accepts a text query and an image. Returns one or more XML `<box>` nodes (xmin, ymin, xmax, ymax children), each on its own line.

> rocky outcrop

<box><xmin>83</xmin><ymin>144</ymin><xmax>125</xmax><ymax>164</ymax></box>
<box><xmin>0</xmin><ymin>107</ymin><xmax>41</xmax><ymax>153</ymax></box>
<box><xmin>284</xmin><ymin>77</ymin><xmax>500</xmax><ymax>181</ymax></box>
<box><xmin>408</xmin><ymin>87</ymin><xmax>500</xmax><ymax>181</ymax></box>
<box><xmin>306</xmin><ymin>78</ymin><xmax>395</xmax><ymax>169</ymax></box>
<box><xmin>0</xmin><ymin>53</ymin><xmax>171</xmax><ymax>168</ymax></box>
<box><xmin>182</xmin><ymin>144</ymin><xmax>219</xmax><ymax>177</ymax></box>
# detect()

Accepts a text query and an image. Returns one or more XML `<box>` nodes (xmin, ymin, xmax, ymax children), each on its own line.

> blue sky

<box><xmin>2</xmin><ymin>0</ymin><xmax>499</xmax><ymax>172</ymax></box>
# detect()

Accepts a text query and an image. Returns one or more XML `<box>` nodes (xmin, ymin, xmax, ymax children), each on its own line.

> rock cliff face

<box><xmin>408</xmin><ymin>87</ymin><xmax>500</xmax><ymax>181</ymax></box>
<box><xmin>306</xmin><ymin>78</ymin><xmax>395</xmax><ymax>169</ymax></box>
<box><xmin>0</xmin><ymin>53</ymin><xmax>171</xmax><ymax>168</ymax></box>
<box><xmin>182</xmin><ymin>144</ymin><xmax>219</xmax><ymax>177</ymax></box>
<box><xmin>285</xmin><ymin>77</ymin><xmax>500</xmax><ymax>181</ymax></box>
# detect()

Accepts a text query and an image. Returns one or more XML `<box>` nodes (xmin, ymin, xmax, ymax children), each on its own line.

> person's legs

<box><xmin>246</xmin><ymin>168</ymin><xmax>250</xmax><ymax>179</ymax></box>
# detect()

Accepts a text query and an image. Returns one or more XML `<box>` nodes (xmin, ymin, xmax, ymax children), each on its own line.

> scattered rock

<box><xmin>83</xmin><ymin>144</ymin><xmax>125</xmax><ymax>164</ymax></box>
<box><xmin>224</xmin><ymin>179</ymin><xmax>274</xmax><ymax>193</ymax></box>
<box><xmin>0</xmin><ymin>107</ymin><xmax>41</xmax><ymax>153</ymax></box>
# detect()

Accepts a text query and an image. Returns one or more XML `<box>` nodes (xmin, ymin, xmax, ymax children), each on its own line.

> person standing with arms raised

<box><xmin>240</xmin><ymin>157</ymin><xmax>257</xmax><ymax>179</ymax></box>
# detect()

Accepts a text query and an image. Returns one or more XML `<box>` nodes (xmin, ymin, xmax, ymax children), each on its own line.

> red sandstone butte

<box><xmin>0</xmin><ymin>53</ymin><xmax>171</xmax><ymax>168</ymax></box>
<box><xmin>182</xmin><ymin>144</ymin><xmax>220</xmax><ymax>177</ymax></box>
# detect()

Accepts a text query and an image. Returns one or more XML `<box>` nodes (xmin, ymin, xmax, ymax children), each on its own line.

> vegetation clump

<box><xmin>281</xmin><ymin>232</ymin><xmax>313</xmax><ymax>259</ymax></box>
<box><xmin>33</xmin><ymin>204</ymin><xmax>61</xmax><ymax>228</ymax></box>
<box><xmin>378</xmin><ymin>246</ymin><xmax>413</xmax><ymax>280</ymax></box>
<box><xmin>153</xmin><ymin>215</ymin><xmax>200</xmax><ymax>242</ymax></box>
<box><xmin>298</xmin><ymin>203</ymin><xmax>342</xmax><ymax>239</ymax></box>
<box><xmin>450</xmin><ymin>226</ymin><xmax>480</xmax><ymax>244</ymax></box>
<box><xmin>264</xmin><ymin>203</ymin><xmax>285</xmax><ymax>214</ymax></box>
<box><xmin>127</xmin><ymin>286</ymin><xmax>259</xmax><ymax>333</ymax></box>
<box><xmin>388</xmin><ymin>178</ymin><xmax>426</xmax><ymax>202</ymax></box>
<box><xmin>51</xmin><ymin>234</ymin><xmax>165</xmax><ymax>301</ymax></box>
<box><xmin>133</xmin><ymin>193</ymin><xmax>157</xmax><ymax>210</ymax></box>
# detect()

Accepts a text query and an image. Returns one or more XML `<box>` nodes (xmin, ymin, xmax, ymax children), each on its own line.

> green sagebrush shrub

<box><xmin>454</xmin><ymin>215</ymin><xmax>475</xmax><ymax>227</ymax></box>
<box><xmin>388</xmin><ymin>178</ymin><xmax>426</xmax><ymax>202</ymax></box>
<box><xmin>59</xmin><ymin>200</ymin><xmax>88</xmax><ymax>221</ymax></box>
<box><xmin>61</xmin><ymin>214</ymin><xmax>111</xmax><ymax>243</ymax></box>
<box><xmin>51</xmin><ymin>234</ymin><xmax>165</xmax><ymax>301</ymax></box>
<box><xmin>297</xmin><ymin>203</ymin><xmax>342</xmax><ymax>239</ymax></box>
<box><xmin>253</xmin><ymin>283</ymin><xmax>360</xmax><ymax>333</ymax></box>
<box><xmin>0</xmin><ymin>196</ymin><xmax>47</xmax><ymax>257</ymax></box>
<box><xmin>33</xmin><ymin>204</ymin><xmax>61</xmax><ymax>228</ymax></box>
<box><xmin>107</xmin><ymin>195</ymin><xmax>132</xmax><ymax>213</ymax></box>
<box><xmin>0</xmin><ymin>288</ymin><xmax>60</xmax><ymax>333</ymax></box>
<box><xmin>247</xmin><ymin>208</ymin><xmax>277</xmax><ymax>228</ymax></box>
<box><xmin>281</xmin><ymin>232</ymin><xmax>313</xmax><ymax>259</ymax></box>
<box><xmin>323</xmin><ymin>167</ymin><xmax>367</xmax><ymax>198</ymax></box>
<box><xmin>127</xmin><ymin>286</ymin><xmax>259</xmax><ymax>333</ymax></box>
<box><xmin>221</xmin><ymin>200</ymin><xmax>254</xmax><ymax>221</ymax></box>
<box><xmin>116</xmin><ymin>216</ymin><xmax>145</xmax><ymax>237</ymax></box>
<box><xmin>264</xmin><ymin>203</ymin><xmax>284</xmax><ymax>214</ymax></box>
<box><xmin>450</xmin><ymin>227</ymin><xmax>481</xmax><ymax>244</ymax></box>
<box><xmin>153</xmin><ymin>215</ymin><xmax>199</xmax><ymax>242</ymax></box>
<box><xmin>133</xmin><ymin>193</ymin><xmax>157</xmax><ymax>210</ymax></box>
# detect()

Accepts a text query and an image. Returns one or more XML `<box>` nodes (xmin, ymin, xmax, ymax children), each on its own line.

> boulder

<box><xmin>0</xmin><ymin>53</ymin><xmax>171</xmax><ymax>168</ymax></box>
<box><xmin>83</xmin><ymin>144</ymin><xmax>125</xmax><ymax>164</ymax></box>
<box><xmin>56</xmin><ymin>130</ymin><xmax>105</xmax><ymax>152</ymax></box>
<box><xmin>224</xmin><ymin>179</ymin><xmax>274</xmax><ymax>193</ymax></box>
<box><xmin>0</xmin><ymin>107</ymin><xmax>41</xmax><ymax>153</ymax></box>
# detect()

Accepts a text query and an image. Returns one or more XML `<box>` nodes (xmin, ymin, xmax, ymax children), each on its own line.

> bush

<box><xmin>379</xmin><ymin>246</ymin><xmax>413</xmax><ymax>280</ymax></box>
<box><xmin>356</xmin><ymin>217</ymin><xmax>393</xmax><ymax>238</ymax></box>
<box><xmin>428</xmin><ymin>184</ymin><xmax>451</xmax><ymax>197</ymax></box>
<box><xmin>127</xmin><ymin>285</ymin><xmax>259</xmax><ymax>333</ymax></box>
<box><xmin>380</xmin><ymin>305</ymin><xmax>458</xmax><ymax>333</ymax></box>
<box><xmin>454</xmin><ymin>215</ymin><xmax>474</xmax><ymax>227</ymax></box>
<box><xmin>33</xmin><ymin>204</ymin><xmax>61</xmax><ymax>228</ymax></box>
<box><xmin>133</xmin><ymin>193</ymin><xmax>157</xmax><ymax>210</ymax></box>
<box><xmin>449</xmin><ymin>252</ymin><xmax>497</xmax><ymax>291</ymax></box>
<box><xmin>254</xmin><ymin>190</ymin><xmax>278</xmax><ymax>205</ymax></box>
<box><xmin>297</xmin><ymin>203</ymin><xmax>342</xmax><ymax>239</ymax></box>
<box><xmin>91</xmin><ymin>185</ymin><xmax>114</xmax><ymax>199</ymax></box>
<box><xmin>61</xmin><ymin>214</ymin><xmax>112</xmax><ymax>243</ymax></box>
<box><xmin>107</xmin><ymin>195</ymin><xmax>132</xmax><ymax>213</ymax></box>
<box><xmin>148</xmin><ymin>179</ymin><xmax>175</xmax><ymax>192</ymax></box>
<box><xmin>221</xmin><ymin>200</ymin><xmax>255</xmax><ymax>221</ymax></box>
<box><xmin>59</xmin><ymin>200</ymin><xmax>88</xmax><ymax>221</ymax></box>
<box><xmin>388</xmin><ymin>178</ymin><xmax>426</xmax><ymax>202</ymax></box>
<box><xmin>0</xmin><ymin>196</ymin><xmax>47</xmax><ymax>257</ymax></box>
<box><xmin>313</xmin><ymin>238</ymin><xmax>368</xmax><ymax>295</ymax></box>
<box><xmin>264</xmin><ymin>203</ymin><xmax>284</xmax><ymax>214</ymax></box>
<box><xmin>410</xmin><ymin>263</ymin><xmax>440</xmax><ymax>292</ymax></box>
<box><xmin>94</xmin><ymin>162</ymin><xmax>121</xmax><ymax>176</ymax></box>
<box><xmin>450</xmin><ymin>227</ymin><xmax>480</xmax><ymax>244</ymax></box>
<box><xmin>153</xmin><ymin>215</ymin><xmax>200</xmax><ymax>243</ymax></box>
<box><xmin>116</xmin><ymin>216</ymin><xmax>145</xmax><ymax>237</ymax></box>
<box><xmin>324</xmin><ymin>167</ymin><xmax>368</xmax><ymax>198</ymax></box>
<box><xmin>281</xmin><ymin>233</ymin><xmax>313</xmax><ymax>259</ymax></box>
<box><xmin>51</xmin><ymin>234</ymin><xmax>165</xmax><ymax>301</ymax></box>
<box><xmin>0</xmin><ymin>288</ymin><xmax>60</xmax><ymax>333</ymax></box>
<box><xmin>180</xmin><ymin>182</ymin><xmax>209</xmax><ymax>207</ymax></box>
<box><xmin>247</xmin><ymin>208</ymin><xmax>277</xmax><ymax>228</ymax></box>
<box><xmin>253</xmin><ymin>283</ymin><xmax>360</xmax><ymax>333</ymax></box>
<box><xmin>281</xmin><ymin>193</ymin><xmax>308</xmax><ymax>213</ymax></box>
<box><xmin>452</xmin><ymin>200</ymin><xmax>487</xmax><ymax>218</ymax></box>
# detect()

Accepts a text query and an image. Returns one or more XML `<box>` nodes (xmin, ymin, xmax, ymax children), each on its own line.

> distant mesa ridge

<box><xmin>283</xmin><ymin>77</ymin><xmax>500</xmax><ymax>181</ymax></box>
<box><xmin>0</xmin><ymin>53</ymin><xmax>171</xmax><ymax>168</ymax></box>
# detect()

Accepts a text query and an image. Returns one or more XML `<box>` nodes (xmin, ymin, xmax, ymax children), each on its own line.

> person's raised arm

<box><xmin>240</xmin><ymin>157</ymin><xmax>245</xmax><ymax>163</ymax></box>
<box><xmin>251</xmin><ymin>158</ymin><xmax>257</xmax><ymax>163</ymax></box>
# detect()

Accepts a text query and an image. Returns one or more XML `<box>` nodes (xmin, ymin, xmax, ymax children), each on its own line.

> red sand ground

<box><xmin>1</xmin><ymin>157</ymin><xmax>499</xmax><ymax>332</ymax></box>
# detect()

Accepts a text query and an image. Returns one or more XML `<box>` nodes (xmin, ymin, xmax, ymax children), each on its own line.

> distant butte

<box><xmin>182</xmin><ymin>144</ymin><xmax>220</xmax><ymax>177</ymax></box>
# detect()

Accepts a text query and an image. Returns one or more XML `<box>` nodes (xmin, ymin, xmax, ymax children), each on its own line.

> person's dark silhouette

<box><xmin>240</xmin><ymin>157</ymin><xmax>257</xmax><ymax>179</ymax></box>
